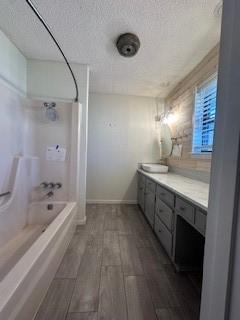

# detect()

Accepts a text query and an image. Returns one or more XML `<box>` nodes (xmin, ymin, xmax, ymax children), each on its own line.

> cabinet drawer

<box><xmin>176</xmin><ymin>197</ymin><xmax>195</xmax><ymax>224</ymax></box>
<box><xmin>195</xmin><ymin>210</ymin><xmax>207</xmax><ymax>236</ymax></box>
<box><xmin>156</xmin><ymin>185</ymin><xmax>174</xmax><ymax>207</ymax></box>
<box><xmin>154</xmin><ymin>216</ymin><xmax>172</xmax><ymax>257</ymax></box>
<box><xmin>146</xmin><ymin>178</ymin><xmax>156</xmax><ymax>193</ymax></box>
<box><xmin>155</xmin><ymin>198</ymin><xmax>173</xmax><ymax>231</ymax></box>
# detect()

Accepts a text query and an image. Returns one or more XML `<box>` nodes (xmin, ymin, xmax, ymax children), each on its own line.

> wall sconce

<box><xmin>155</xmin><ymin>110</ymin><xmax>176</xmax><ymax>124</ymax></box>
<box><xmin>162</xmin><ymin>110</ymin><xmax>176</xmax><ymax>124</ymax></box>
<box><xmin>154</xmin><ymin>99</ymin><xmax>177</xmax><ymax>125</ymax></box>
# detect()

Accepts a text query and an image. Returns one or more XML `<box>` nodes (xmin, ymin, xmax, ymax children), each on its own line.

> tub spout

<box><xmin>45</xmin><ymin>191</ymin><xmax>54</xmax><ymax>198</ymax></box>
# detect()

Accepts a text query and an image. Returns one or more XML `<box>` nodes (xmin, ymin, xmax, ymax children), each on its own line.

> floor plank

<box><xmin>125</xmin><ymin>275</ymin><xmax>157</xmax><ymax>320</ymax></box>
<box><xmin>34</xmin><ymin>279</ymin><xmax>75</xmax><ymax>320</ymax></box>
<box><xmin>146</xmin><ymin>270</ymin><xmax>180</xmax><ymax>309</ymax></box>
<box><xmin>163</xmin><ymin>264</ymin><xmax>195</xmax><ymax>293</ymax></box>
<box><xmin>156</xmin><ymin>308</ymin><xmax>184</xmax><ymax>320</ymax></box>
<box><xmin>66</xmin><ymin>312</ymin><xmax>98</xmax><ymax>320</ymax></box>
<box><xmin>119</xmin><ymin>235</ymin><xmax>144</xmax><ymax>275</ymax></box>
<box><xmin>69</xmin><ymin>246</ymin><xmax>102</xmax><ymax>312</ymax></box>
<box><xmin>104</xmin><ymin>209</ymin><xmax>119</xmax><ymax>231</ymax></box>
<box><xmin>127</xmin><ymin>210</ymin><xmax>153</xmax><ymax>247</ymax></box>
<box><xmin>35</xmin><ymin>204</ymin><xmax>200</xmax><ymax>320</ymax></box>
<box><xmin>117</xmin><ymin>206</ymin><xmax>132</xmax><ymax>235</ymax></box>
<box><xmin>55</xmin><ymin>232</ymin><xmax>88</xmax><ymax>278</ymax></box>
<box><xmin>102</xmin><ymin>231</ymin><xmax>121</xmax><ymax>266</ymax></box>
<box><xmin>86</xmin><ymin>206</ymin><xmax>105</xmax><ymax>246</ymax></box>
<box><xmin>138</xmin><ymin>246</ymin><xmax>164</xmax><ymax>275</ymax></box>
<box><xmin>173</xmin><ymin>289</ymin><xmax>200</xmax><ymax>320</ymax></box>
<box><xmin>98</xmin><ymin>266</ymin><xmax>128</xmax><ymax>320</ymax></box>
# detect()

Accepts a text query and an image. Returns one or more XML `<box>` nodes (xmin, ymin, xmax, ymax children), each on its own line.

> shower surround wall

<box><xmin>26</xmin><ymin>100</ymin><xmax>73</xmax><ymax>202</ymax></box>
<box><xmin>0</xmin><ymin>83</ymin><xmax>30</xmax><ymax>247</ymax></box>
<box><xmin>0</xmin><ymin>31</ymin><xmax>29</xmax><ymax>245</ymax></box>
<box><xmin>0</xmin><ymin>30</ymin><xmax>27</xmax><ymax>183</ymax></box>
<box><xmin>0</xmin><ymin>30</ymin><xmax>89</xmax><ymax>225</ymax></box>
<box><xmin>26</xmin><ymin>100</ymin><xmax>82</xmax><ymax>220</ymax></box>
<box><xmin>27</xmin><ymin>60</ymin><xmax>89</xmax><ymax>223</ymax></box>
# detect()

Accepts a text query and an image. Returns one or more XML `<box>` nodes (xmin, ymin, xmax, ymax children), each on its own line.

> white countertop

<box><xmin>138</xmin><ymin>169</ymin><xmax>209</xmax><ymax>211</ymax></box>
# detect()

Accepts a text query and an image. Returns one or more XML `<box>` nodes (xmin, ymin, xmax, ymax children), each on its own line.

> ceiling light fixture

<box><xmin>116</xmin><ymin>33</ymin><xmax>140</xmax><ymax>57</ymax></box>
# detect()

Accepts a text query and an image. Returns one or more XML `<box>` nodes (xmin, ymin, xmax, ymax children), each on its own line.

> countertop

<box><xmin>138</xmin><ymin>169</ymin><xmax>209</xmax><ymax>211</ymax></box>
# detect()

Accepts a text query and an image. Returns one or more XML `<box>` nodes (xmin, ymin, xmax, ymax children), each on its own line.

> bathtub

<box><xmin>0</xmin><ymin>201</ymin><xmax>77</xmax><ymax>320</ymax></box>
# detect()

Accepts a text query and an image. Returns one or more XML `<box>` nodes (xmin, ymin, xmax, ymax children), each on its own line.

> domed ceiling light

<box><xmin>116</xmin><ymin>33</ymin><xmax>140</xmax><ymax>57</ymax></box>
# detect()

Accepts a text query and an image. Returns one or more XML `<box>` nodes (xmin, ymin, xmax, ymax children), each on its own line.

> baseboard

<box><xmin>76</xmin><ymin>216</ymin><xmax>86</xmax><ymax>225</ymax></box>
<box><xmin>86</xmin><ymin>199</ymin><xmax>138</xmax><ymax>205</ymax></box>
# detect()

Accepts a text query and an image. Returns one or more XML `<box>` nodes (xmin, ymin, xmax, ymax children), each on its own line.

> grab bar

<box><xmin>0</xmin><ymin>191</ymin><xmax>11</xmax><ymax>198</ymax></box>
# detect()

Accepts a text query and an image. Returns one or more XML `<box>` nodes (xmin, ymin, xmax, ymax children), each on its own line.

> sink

<box><xmin>141</xmin><ymin>164</ymin><xmax>169</xmax><ymax>173</ymax></box>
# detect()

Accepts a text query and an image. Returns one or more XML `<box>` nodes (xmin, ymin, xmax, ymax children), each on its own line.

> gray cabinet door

<box><xmin>154</xmin><ymin>215</ymin><xmax>172</xmax><ymax>257</ymax></box>
<box><xmin>137</xmin><ymin>173</ymin><xmax>145</xmax><ymax>211</ymax></box>
<box><xmin>138</xmin><ymin>185</ymin><xmax>145</xmax><ymax>211</ymax></box>
<box><xmin>155</xmin><ymin>198</ymin><xmax>173</xmax><ymax>232</ymax></box>
<box><xmin>144</xmin><ymin>191</ymin><xmax>155</xmax><ymax>227</ymax></box>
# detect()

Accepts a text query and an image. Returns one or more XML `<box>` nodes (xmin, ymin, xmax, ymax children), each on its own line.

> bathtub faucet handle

<box><xmin>40</xmin><ymin>182</ymin><xmax>48</xmax><ymax>188</ymax></box>
<box><xmin>55</xmin><ymin>183</ymin><xmax>62</xmax><ymax>189</ymax></box>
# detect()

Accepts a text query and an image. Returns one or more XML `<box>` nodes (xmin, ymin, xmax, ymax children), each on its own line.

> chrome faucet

<box><xmin>45</xmin><ymin>191</ymin><xmax>54</xmax><ymax>198</ymax></box>
<box><xmin>40</xmin><ymin>182</ymin><xmax>48</xmax><ymax>189</ymax></box>
<box><xmin>40</xmin><ymin>182</ymin><xmax>62</xmax><ymax>189</ymax></box>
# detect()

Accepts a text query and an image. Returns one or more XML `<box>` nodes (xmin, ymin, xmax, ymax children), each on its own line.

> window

<box><xmin>192</xmin><ymin>75</ymin><xmax>217</xmax><ymax>154</ymax></box>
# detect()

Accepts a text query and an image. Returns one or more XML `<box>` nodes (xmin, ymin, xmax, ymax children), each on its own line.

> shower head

<box><xmin>44</xmin><ymin>102</ymin><xmax>58</xmax><ymax>121</ymax></box>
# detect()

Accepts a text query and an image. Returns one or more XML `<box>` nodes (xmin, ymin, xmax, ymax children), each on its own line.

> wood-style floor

<box><xmin>34</xmin><ymin>204</ymin><xmax>201</xmax><ymax>320</ymax></box>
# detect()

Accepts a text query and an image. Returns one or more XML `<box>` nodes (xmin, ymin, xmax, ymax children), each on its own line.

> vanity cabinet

<box><xmin>137</xmin><ymin>171</ymin><xmax>208</xmax><ymax>270</ymax></box>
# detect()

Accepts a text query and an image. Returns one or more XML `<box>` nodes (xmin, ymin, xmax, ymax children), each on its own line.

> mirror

<box><xmin>159</xmin><ymin>123</ymin><xmax>172</xmax><ymax>159</ymax></box>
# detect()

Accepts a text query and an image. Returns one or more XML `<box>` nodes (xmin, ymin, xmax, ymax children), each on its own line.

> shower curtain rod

<box><xmin>25</xmin><ymin>0</ymin><xmax>79</xmax><ymax>102</ymax></box>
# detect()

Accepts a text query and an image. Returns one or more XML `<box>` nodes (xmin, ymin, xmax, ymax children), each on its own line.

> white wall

<box><xmin>0</xmin><ymin>30</ymin><xmax>27</xmax><ymax>191</ymax></box>
<box><xmin>0</xmin><ymin>30</ymin><xmax>27</xmax><ymax>94</ymax></box>
<box><xmin>87</xmin><ymin>93</ymin><xmax>160</xmax><ymax>203</ymax></box>
<box><xmin>27</xmin><ymin>60</ymin><xmax>89</xmax><ymax>222</ymax></box>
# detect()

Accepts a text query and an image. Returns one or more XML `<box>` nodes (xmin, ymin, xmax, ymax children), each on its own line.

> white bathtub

<box><xmin>0</xmin><ymin>201</ymin><xmax>77</xmax><ymax>320</ymax></box>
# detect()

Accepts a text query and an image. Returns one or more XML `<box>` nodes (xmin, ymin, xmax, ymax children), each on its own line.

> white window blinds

<box><xmin>192</xmin><ymin>75</ymin><xmax>217</xmax><ymax>154</ymax></box>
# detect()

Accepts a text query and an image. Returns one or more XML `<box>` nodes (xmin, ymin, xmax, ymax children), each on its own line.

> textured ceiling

<box><xmin>0</xmin><ymin>0</ymin><xmax>221</xmax><ymax>97</ymax></box>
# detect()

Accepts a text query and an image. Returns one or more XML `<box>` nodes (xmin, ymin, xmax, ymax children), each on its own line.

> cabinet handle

<box><xmin>158</xmin><ymin>229</ymin><xmax>162</xmax><ymax>233</ymax></box>
<box><xmin>179</xmin><ymin>206</ymin><xmax>185</xmax><ymax>211</ymax></box>
<box><xmin>158</xmin><ymin>209</ymin><xmax>163</xmax><ymax>213</ymax></box>
<box><xmin>160</xmin><ymin>193</ymin><xmax>165</xmax><ymax>196</ymax></box>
